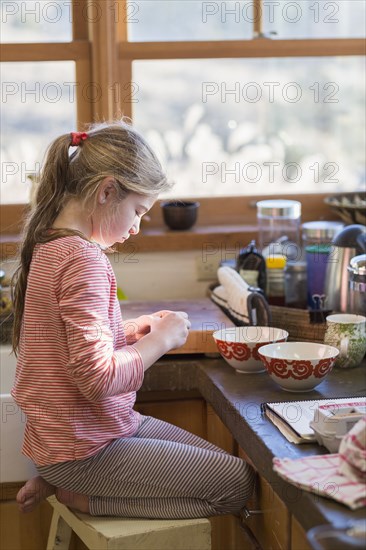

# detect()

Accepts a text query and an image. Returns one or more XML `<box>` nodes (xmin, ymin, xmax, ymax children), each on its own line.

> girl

<box><xmin>12</xmin><ymin>121</ymin><xmax>254</xmax><ymax>519</ymax></box>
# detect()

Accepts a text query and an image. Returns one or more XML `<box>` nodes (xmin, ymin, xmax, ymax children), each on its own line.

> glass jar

<box><xmin>266</xmin><ymin>256</ymin><xmax>286</xmax><ymax>306</ymax></box>
<box><xmin>257</xmin><ymin>200</ymin><xmax>301</xmax><ymax>252</ymax></box>
<box><xmin>284</xmin><ymin>261</ymin><xmax>307</xmax><ymax>309</ymax></box>
<box><xmin>301</xmin><ymin>221</ymin><xmax>344</xmax><ymax>253</ymax></box>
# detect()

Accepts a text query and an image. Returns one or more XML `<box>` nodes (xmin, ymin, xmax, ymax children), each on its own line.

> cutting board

<box><xmin>120</xmin><ymin>298</ymin><xmax>234</xmax><ymax>354</ymax></box>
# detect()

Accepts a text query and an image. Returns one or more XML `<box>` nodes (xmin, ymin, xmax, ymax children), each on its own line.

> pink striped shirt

<box><xmin>12</xmin><ymin>236</ymin><xmax>144</xmax><ymax>466</ymax></box>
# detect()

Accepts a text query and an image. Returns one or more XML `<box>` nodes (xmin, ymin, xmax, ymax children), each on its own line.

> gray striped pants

<box><xmin>37</xmin><ymin>415</ymin><xmax>255</xmax><ymax>519</ymax></box>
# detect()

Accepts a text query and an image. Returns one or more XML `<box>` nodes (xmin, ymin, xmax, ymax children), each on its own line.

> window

<box><xmin>133</xmin><ymin>56</ymin><xmax>364</xmax><ymax>197</ymax></box>
<box><xmin>1</xmin><ymin>0</ymin><xmax>90</xmax><ymax>205</ymax></box>
<box><xmin>0</xmin><ymin>0</ymin><xmax>73</xmax><ymax>42</ymax></box>
<box><xmin>127</xmin><ymin>1</ymin><xmax>365</xmax><ymax>197</ymax></box>
<box><xmin>1</xmin><ymin>61</ymin><xmax>76</xmax><ymax>203</ymax></box>
<box><xmin>1</xmin><ymin>0</ymin><xmax>365</xmax><ymax>209</ymax></box>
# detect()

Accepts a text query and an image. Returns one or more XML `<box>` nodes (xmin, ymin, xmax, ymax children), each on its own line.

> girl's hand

<box><xmin>123</xmin><ymin>311</ymin><xmax>182</xmax><ymax>343</ymax></box>
<box><xmin>149</xmin><ymin>311</ymin><xmax>191</xmax><ymax>351</ymax></box>
<box><xmin>123</xmin><ymin>314</ymin><xmax>155</xmax><ymax>343</ymax></box>
<box><xmin>131</xmin><ymin>310</ymin><xmax>191</xmax><ymax>370</ymax></box>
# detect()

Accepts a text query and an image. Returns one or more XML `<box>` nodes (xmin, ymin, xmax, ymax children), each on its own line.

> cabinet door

<box><xmin>0</xmin><ymin>499</ymin><xmax>52</xmax><ymax>550</ymax></box>
<box><xmin>135</xmin><ymin>398</ymin><xmax>207</xmax><ymax>439</ymax></box>
<box><xmin>238</xmin><ymin>448</ymin><xmax>291</xmax><ymax>550</ymax></box>
<box><xmin>206</xmin><ymin>404</ymin><xmax>239</xmax><ymax>550</ymax></box>
<box><xmin>206</xmin><ymin>404</ymin><xmax>236</xmax><ymax>454</ymax></box>
<box><xmin>291</xmin><ymin>516</ymin><xmax>312</xmax><ymax>550</ymax></box>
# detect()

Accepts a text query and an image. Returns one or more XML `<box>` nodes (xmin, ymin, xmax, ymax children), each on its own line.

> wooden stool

<box><xmin>46</xmin><ymin>496</ymin><xmax>211</xmax><ymax>550</ymax></box>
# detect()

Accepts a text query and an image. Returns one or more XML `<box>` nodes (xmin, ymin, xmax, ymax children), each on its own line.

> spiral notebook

<box><xmin>262</xmin><ymin>397</ymin><xmax>366</xmax><ymax>444</ymax></box>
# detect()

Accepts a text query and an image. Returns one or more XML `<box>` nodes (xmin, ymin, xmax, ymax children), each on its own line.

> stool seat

<box><xmin>46</xmin><ymin>496</ymin><xmax>211</xmax><ymax>550</ymax></box>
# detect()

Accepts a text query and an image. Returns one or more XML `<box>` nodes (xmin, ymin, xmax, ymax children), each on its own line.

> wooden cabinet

<box><xmin>205</xmin><ymin>407</ymin><xmax>292</xmax><ymax>550</ymax></box>
<box><xmin>0</xmin><ymin>397</ymin><xmax>206</xmax><ymax>550</ymax></box>
<box><xmin>242</xmin><ymin>473</ymin><xmax>291</xmax><ymax>550</ymax></box>
<box><xmin>206</xmin><ymin>404</ymin><xmax>236</xmax><ymax>454</ymax></box>
<box><xmin>0</xmin><ymin>395</ymin><xmax>316</xmax><ymax>550</ymax></box>
<box><xmin>238</xmin><ymin>446</ymin><xmax>291</xmax><ymax>550</ymax></box>
<box><xmin>291</xmin><ymin>517</ymin><xmax>313</xmax><ymax>550</ymax></box>
<box><xmin>0</xmin><ymin>498</ymin><xmax>52</xmax><ymax>550</ymax></box>
<box><xmin>135</xmin><ymin>397</ymin><xmax>207</xmax><ymax>439</ymax></box>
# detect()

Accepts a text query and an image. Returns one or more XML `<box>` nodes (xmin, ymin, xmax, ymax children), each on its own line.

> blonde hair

<box><xmin>11</xmin><ymin>120</ymin><xmax>171</xmax><ymax>353</ymax></box>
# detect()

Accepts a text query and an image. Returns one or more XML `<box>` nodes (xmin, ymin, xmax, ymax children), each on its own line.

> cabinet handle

<box><xmin>241</xmin><ymin>507</ymin><xmax>263</xmax><ymax>519</ymax></box>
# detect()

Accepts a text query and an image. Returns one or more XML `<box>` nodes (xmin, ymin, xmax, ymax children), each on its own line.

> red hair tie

<box><xmin>70</xmin><ymin>132</ymin><xmax>88</xmax><ymax>146</ymax></box>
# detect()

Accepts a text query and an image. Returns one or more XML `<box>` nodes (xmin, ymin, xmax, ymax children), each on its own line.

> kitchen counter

<box><xmin>141</xmin><ymin>355</ymin><xmax>366</xmax><ymax>537</ymax></box>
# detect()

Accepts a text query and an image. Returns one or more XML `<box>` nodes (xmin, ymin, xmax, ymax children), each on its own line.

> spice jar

<box><xmin>266</xmin><ymin>256</ymin><xmax>286</xmax><ymax>306</ymax></box>
<box><xmin>257</xmin><ymin>199</ymin><xmax>301</xmax><ymax>252</ymax></box>
<box><xmin>284</xmin><ymin>261</ymin><xmax>307</xmax><ymax>309</ymax></box>
<box><xmin>301</xmin><ymin>221</ymin><xmax>344</xmax><ymax>252</ymax></box>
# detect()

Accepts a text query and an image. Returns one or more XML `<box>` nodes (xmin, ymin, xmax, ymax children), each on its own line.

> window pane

<box><xmin>128</xmin><ymin>0</ymin><xmax>252</xmax><ymax>41</ymax></box>
<box><xmin>1</xmin><ymin>61</ymin><xmax>76</xmax><ymax>204</ymax></box>
<box><xmin>263</xmin><ymin>0</ymin><xmax>366</xmax><ymax>39</ymax></box>
<box><xmin>133</xmin><ymin>57</ymin><xmax>365</xmax><ymax>198</ymax></box>
<box><xmin>1</xmin><ymin>0</ymin><xmax>72</xmax><ymax>42</ymax></box>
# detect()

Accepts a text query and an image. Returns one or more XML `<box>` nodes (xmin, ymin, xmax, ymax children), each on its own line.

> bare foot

<box><xmin>56</xmin><ymin>487</ymin><xmax>90</xmax><ymax>514</ymax></box>
<box><xmin>16</xmin><ymin>476</ymin><xmax>55</xmax><ymax>513</ymax></box>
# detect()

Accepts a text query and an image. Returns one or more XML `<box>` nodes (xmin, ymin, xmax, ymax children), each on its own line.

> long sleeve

<box><xmin>12</xmin><ymin>236</ymin><xmax>144</xmax><ymax>465</ymax></box>
<box><xmin>56</xmin><ymin>245</ymin><xmax>144</xmax><ymax>402</ymax></box>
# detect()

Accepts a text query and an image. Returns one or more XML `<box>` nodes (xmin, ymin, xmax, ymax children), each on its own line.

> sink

<box><xmin>0</xmin><ymin>345</ymin><xmax>37</xmax><ymax>482</ymax></box>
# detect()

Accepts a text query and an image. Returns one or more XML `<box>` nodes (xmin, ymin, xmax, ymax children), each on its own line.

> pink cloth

<box><xmin>12</xmin><ymin>236</ymin><xmax>144</xmax><ymax>466</ymax></box>
<box><xmin>273</xmin><ymin>417</ymin><xmax>366</xmax><ymax>510</ymax></box>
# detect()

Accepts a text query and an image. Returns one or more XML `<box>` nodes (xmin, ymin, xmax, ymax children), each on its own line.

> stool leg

<box><xmin>46</xmin><ymin>510</ymin><xmax>73</xmax><ymax>550</ymax></box>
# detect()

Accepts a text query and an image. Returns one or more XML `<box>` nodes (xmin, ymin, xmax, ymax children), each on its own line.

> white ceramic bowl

<box><xmin>212</xmin><ymin>326</ymin><xmax>289</xmax><ymax>374</ymax></box>
<box><xmin>258</xmin><ymin>342</ymin><xmax>339</xmax><ymax>392</ymax></box>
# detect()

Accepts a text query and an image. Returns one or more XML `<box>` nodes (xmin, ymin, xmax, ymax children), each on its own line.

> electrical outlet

<box><xmin>195</xmin><ymin>255</ymin><xmax>219</xmax><ymax>281</ymax></box>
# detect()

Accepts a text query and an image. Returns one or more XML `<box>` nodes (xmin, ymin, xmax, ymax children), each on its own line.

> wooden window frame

<box><xmin>1</xmin><ymin>0</ymin><xmax>364</xmax><ymax>253</ymax></box>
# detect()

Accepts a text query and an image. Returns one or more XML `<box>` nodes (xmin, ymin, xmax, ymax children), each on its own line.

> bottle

<box><xmin>257</xmin><ymin>199</ymin><xmax>301</xmax><ymax>252</ymax></box>
<box><xmin>236</xmin><ymin>240</ymin><xmax>266</xmax><ymax>293</ymax></box>
<box><xmin>265</xmin><ymin>255</ymin><xmax>286</xmax><ymax>306</ymax></box>
<box><xmin>284</xmin><ymin>261</ymin><xmax>307</xmax><ymax>309</ymax></box>
<box><xmin>302</xmin><ymin>221</ymin><xmax>344</xmax><ymax>310</ymax></box>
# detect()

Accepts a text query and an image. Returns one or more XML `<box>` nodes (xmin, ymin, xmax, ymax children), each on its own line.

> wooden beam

<box><xmin>1</xmin><ymin>42</ymin><xmax>89</xmax><ymax>62</ymax></box>
<box><xmin>253</xmin><ymin>0</ymin><xmax>263</xmax><ymax>37</ymax></box>
<box><xmin>119</xmin><ymin>38</ymin><xmax>365</xmax><ymax>60</ymax></box>
<box><xmin>72</xmin><ymin>0</ymin><xmax>89</xmax><ymax>40</ymax></box>
<box><xmin>73</xmin><ymin>0</ymin><xmax>93</xmax><ymax>127</ymax></box>
<box><xmin>87</xmin><ymin>0</ymin><xmax>120</xmax><ymax>120</ymax></box>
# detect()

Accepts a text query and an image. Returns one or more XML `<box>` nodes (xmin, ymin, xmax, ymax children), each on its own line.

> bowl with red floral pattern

<box><xmin>212</xmin><ymin>326</ymin><xmax>289</xmax><ymax>374</ymax></box>
<box><xmin>258</xmin><ymin>342</ymin><xmax>339</xmax><ymax>392</ymax></box>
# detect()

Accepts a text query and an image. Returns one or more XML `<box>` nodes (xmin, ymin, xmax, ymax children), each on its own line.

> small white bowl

<box><xmin>212</xmin><ymin>326</ymin><xmax>288</xmax><ymax>374</ymax></box>
<box><xmin>258</xmin><ymin>342</ymin><xmax>339</xmax><ymax>392</ymax></box>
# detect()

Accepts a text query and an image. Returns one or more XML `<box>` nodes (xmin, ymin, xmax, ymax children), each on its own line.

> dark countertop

<box><xmin>141</xmin><ymin>355</ymin><xmax>366</xmax><ymax>534</ymax></box>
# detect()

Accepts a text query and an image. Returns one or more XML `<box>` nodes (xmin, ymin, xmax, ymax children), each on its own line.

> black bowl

<box><xmin>161</xmin><ymin>201</ymin><xmax>200</xmax><ymax>231</ymax></box>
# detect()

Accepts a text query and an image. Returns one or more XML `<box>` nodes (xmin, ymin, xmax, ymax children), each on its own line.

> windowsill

<box><xmin>0</xmin><ymin>224</ymin><xmax>260</xmax><ymax>258</ymax></box>
<box><xmin>122</xmin><ymin>223</ymin><xmax>259</xmax><ymax>253</ymax></box>
<box><xmin>0</xmin><ymin>192</ymin><xmax>342</xmax><ymax>258</ymax></box>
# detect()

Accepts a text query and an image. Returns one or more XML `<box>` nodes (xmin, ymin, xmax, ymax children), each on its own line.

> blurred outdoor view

<box><xmin>1</xmin><ymin>0</ymin><xmax>365</xmax><ymax>203</ymax></box>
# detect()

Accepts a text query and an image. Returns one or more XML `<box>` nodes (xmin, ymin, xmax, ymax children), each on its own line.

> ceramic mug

<box><xmin>324</xmin><ymin>314</ymin><xmax>366</xmax><ymax>369</ymax></box>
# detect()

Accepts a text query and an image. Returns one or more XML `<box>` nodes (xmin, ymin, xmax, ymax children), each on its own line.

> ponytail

<box><xmin>11</xmin><ymin>120</ymin><xmax>171</xmax><ymax>354</ymax></box>
<box><xmin>12</xmin><ymin>133</ymin><xmax>81</xmax><ymax>354</ymax></box>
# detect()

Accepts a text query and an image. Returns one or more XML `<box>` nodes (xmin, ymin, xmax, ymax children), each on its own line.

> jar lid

<box><xmin>256</xmin><ymin>200</ymin><xmax>301</xmax><ymax>219</ymax></box>
<box><xmin>305</xmin><ymin>244</ymin><xmax>332</xmax><ymax>254</ymax></box>
<box><xmin>266</xmin><ymin>256</ymin><xmax>287</xmax><ymax>269</ymax></box>
<box><xmin>302</xmin><ymin>221</ymin><xmax>344</xmax><ymax>241</ymax></box>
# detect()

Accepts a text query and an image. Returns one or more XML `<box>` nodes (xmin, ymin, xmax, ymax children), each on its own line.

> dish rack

<box><xmin>324</xmin><ymin>192</ymin><xmax>366</xmax><ymax>225</ymax></box>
